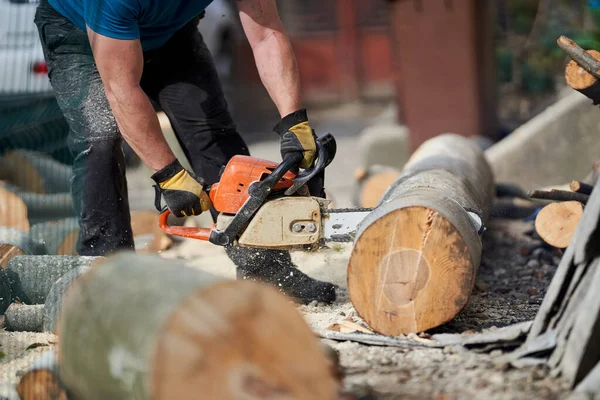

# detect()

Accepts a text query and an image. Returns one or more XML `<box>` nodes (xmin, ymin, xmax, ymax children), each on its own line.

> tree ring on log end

<box><xmin>348</xmin><ymin>206</ymin><xmax>475</xmax><ymax>335</ymax></box>
<box><xmin>379</xmin><ymin>249</ymin><xmax>430</xmax><ymax>306</ymax></box>
<box><xmin>565</xmin><ymin>50</ymin><xmax>600</xmax><ymax>89</ymax></box>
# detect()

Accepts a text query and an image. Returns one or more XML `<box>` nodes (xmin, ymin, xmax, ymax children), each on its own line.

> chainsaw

<box><xmin>159</xmin><ymin>133</ymin><xmax>372</xmax><ymax>251</ymax></box>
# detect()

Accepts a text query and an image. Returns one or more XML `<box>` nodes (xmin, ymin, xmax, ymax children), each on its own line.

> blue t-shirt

<box><xmin>49</xmin><ymin>0</ymin><xmax>214</xmax><ymax>51</ymax></box>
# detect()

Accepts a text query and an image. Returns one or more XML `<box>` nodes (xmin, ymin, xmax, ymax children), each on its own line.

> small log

<box><xmin>5</xmin><ymin>303</ymin><xmax>44</xmax><ymax>332</ymax></box>
<box><xmin>6</xmin><ymin>255</ymin><xmax>103</xmax><ymax>304</ymax></box>
<box><xmin>131</xmin><ymin>210</ymin><xmax>173</xmax><ymax>253</ymax></box>
<box><xmin>535</xmin><ymin>201</ymin><xmax>584</xmax><ymax>249</ymax></box>
<box><xmin>0</xmin><ymin>149</ymin><xmax>71</xmax><ymax>194</ymax></box>
<box><xmin>528</xmin><ymin>189</ymin><xmax>589</xmax><ymax>205</ymax></box>
<box><xmin>570</xmin><ymin>180</ymin><xmax>594</xmax><ymax>196</ymax></box>
<box><xmin>0</xmin><ymin>268</ymin><xmax>12</xmax><ymax>314</ymax></box>
<box><xmin>57</xmin><ymin>252</ymin><xmax>339</xmax><ymax>400</ymax></box>
<box><xmin>0</xmin><ymin>227</ymin><xmax>44</xmax><ymax>268</ymax></box>
<box><xmin>559</xmin><ymin>36</ymin><xmax>600</xmax><ymax>104</ymax></box>
<box><xmin>43</xmin><ymin>264</ymin><xmax>96</xmax><ymax>334</ymax></box>
<box><xmin>29</xmin><ymin>218</ymin><xmax>80</xmax><ymax>256</ymax></box>
<box><xmin>17</xmin><ymin>350</ymin><xmax>69</xmax><ymax>400</ymax></box>
<box><xmin>352</xmin><ymin>166</ymin><xmax>401</xmax><ymax>208</ymax></box>
<box><xmin>347</xmin><ymin>133</ymin><xmax>494</xmax><ymax>335</ymax></box>
<box><xmin>0</xmin><ymin>186</ymin><xmax>30</xmax><ymax>232</ymax></box>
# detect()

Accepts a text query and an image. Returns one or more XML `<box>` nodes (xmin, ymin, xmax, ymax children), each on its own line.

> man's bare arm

<box><xmin>87</xmin><ymin>29</ymin><xmax>175</xmax><ymax>172</ymax></box>
<box><xmin>236</xmin><ymin>0</ymin><xmax>302</xmax><ymax>118</ymax></box>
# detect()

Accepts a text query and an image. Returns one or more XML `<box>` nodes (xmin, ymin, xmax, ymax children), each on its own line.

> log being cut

<box><xmin>348</xmin><ymin>133</ymin><xmax>494</xmax><ymax>335</ymax></box>
<box><xmin>57</xmin><ymin>252</ymin><xmax>339</xmax><ymax>400</ymax></box>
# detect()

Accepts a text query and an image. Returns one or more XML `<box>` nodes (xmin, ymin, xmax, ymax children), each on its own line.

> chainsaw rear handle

<box><xmin>285</xmin><ymin>132</ymin><xmax>337</xmax><ymax>195</ymax></box>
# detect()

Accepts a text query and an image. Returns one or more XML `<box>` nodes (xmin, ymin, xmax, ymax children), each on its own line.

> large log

<box><xmin>29</xmin><ymin>218</ymin><xmax>80</xmax><ymax>256</ymax></box>
<box><xmin>6</xmin><ymin>255</ymin><xmax>103</xmax><ymax>304</ymax></box>
<box><xmin>57</xmin><ymin>252</ymin><xmax>339</xmax><ymax>400</ymax></box>
<box><xmin>347</xmin><ymin>133</ymin><xmax>494</xmax><ymax>335</ymax></box>
<box><xmin>0</xmin><ymin>149</ymin><xmax>72</xmax><ymax>194</ymax></box>
<box><xmin>17</xmin><ymin>350</ymin><xmax>69</xmax><ymax>400</ymax></box>
<box><xmin>5</xmin><ymin>303</ymin><xmax>44</xmax><ymax>332</ymax></box>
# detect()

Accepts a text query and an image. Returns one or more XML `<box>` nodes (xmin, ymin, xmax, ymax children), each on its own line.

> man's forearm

<box><xmin>105</xmin><ymin>85</ymin><xmax>175</xmax><ymax>172</ymax></box>
<box><xmin>251</xmin><ymin>30</ymin><xmax>302</xmax><ymax>118</ymax></box>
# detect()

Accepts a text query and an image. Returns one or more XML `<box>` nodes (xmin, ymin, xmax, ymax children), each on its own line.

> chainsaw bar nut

<box><xmin>292</xmin><ymin>223</ymin><xmax>303</xmax><ymax>233</ymax></box>
<box><xmin>306</xmin><ymin>223</ymin><xmax>317</xmax><ymax>233</ymax></box>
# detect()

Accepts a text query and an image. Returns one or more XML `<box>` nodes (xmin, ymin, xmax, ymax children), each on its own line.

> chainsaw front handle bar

<box><xmin>159</xmin><ymin>210</ymin><xmax>212</xmax><ymax>241</ymax></box>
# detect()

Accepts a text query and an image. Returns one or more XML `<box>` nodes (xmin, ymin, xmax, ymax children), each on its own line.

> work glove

<box><xmin>273</xmin><ymin>109</ymin><xmax>317</xmax><ymax>170</ymax></box>
<box><xmin>151</xmin><ymin>159</ymin><xmax>212</xmax><ymax>217</ymax></box>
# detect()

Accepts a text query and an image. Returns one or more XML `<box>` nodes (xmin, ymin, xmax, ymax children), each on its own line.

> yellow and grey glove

<box><xmin>151</xmin><ymin>159</ymin><xmax>212</xmax><ymax>217</ymax></box>
<box><xmin>274</xmin><ymin>109</ymin><xmax>317</xmax><ymax>170</ymax></box>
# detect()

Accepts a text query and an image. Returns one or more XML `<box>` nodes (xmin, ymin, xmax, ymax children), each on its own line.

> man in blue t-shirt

<box><xmin>32</xmin><ymin>0</ymin><xmax>336</xmax><ymax>304</ymax></box>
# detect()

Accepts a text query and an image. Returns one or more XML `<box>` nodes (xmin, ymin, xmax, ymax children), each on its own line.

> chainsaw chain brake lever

<box><xmin>284</xmin><ymin>132</ymin><xmax>337</xmax><ymax>196</ymax></box>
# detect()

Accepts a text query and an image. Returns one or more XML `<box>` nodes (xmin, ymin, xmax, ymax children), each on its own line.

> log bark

<box><xmin>0</xmin><ymin>268</ymin><xmax>11</xmax><ymax>314</ymax></box>
<box><xmin>17</xmin><ymin>350</ymin><xmax>69</xmax><ymax>400</ymax></box>
<box><xmin>563</xmin><ymin>47</ymin><xmax>600</xmax><ymax>105</ymax></box>
<box><xmin>347</xmin><ymin>133</ymin><xmax>494</xmax><ymax>335</ymax></box>
<box><xmin>352</xmin><ymin>166</ymin><xmax>401</xmax><ymax>208</ymax></box>
<box><xmin>5</xmin><ymin>303</ymin><xmax>44</xmax><ymax>332</ymax></box>
<box><xmin>1</xmin><ymin>181</ymin><xmax>74</xmax><ymax>224</ymax></box>
<box><xmin>43</xmin><ymin>264</ymin><xmax>96</xmax><ymax>334</ymax></box>
<box><xmin>57</xmin><ymin>252</ymin><xmax>339</xmax><ymax>400</ymax></box>
<box><xmin>0</xmin><ymin>149</ymin><xmax>72</xmax><ymax>194</ymax></box>
<box><xmin>6</xmin><ymin>255</ymin><xmax>103</xmax><ymax>304</ymax></box>
<box><xmin>535</xmin><ymin>201</ymin><xmax>584</xmax><ymax>249</ymax></box>
<box><xmin>528</xmin><ymin>189</ymin><xmax>589</xmax><ymax>204</ymax></box>
<box><xmin>29</xmin><ymin>218</ymin><xmax>80</xmax><ymax>256</ymax></box>
<box><xmin>0</xmin><ymin>186</ymin><xmax>30</xmax><ymax>232</ymax></box>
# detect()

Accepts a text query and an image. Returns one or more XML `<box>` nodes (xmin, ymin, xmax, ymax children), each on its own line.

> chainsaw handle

<box><xmin>159</xmin><ymin>209</ymin><xmax>212</xmax><ymax>241</ymax></box>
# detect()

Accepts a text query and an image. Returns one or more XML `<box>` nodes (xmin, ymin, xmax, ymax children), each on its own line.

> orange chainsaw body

<box><xmin>208</xmin><ymin>155</ymin><xmax>302</xmax><ymax>215</ymax></box>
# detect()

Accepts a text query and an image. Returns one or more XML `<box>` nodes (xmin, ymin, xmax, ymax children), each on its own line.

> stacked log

<box><xmin>53</xmin><ymin>252</ymin><xmax>339</xmax><ymax>399</ymax></box>
<box><xmin>16</xmin><ymin>350</ymin><xmax>68</xmax><ymax>400</ymax></box>
<box><xmin>347</xmin><ymin>133</ymin><xmax>494</xmax><ymax>335</ymax></box>
<box><xmin>0</xmin><ymin>149</ymin><xmax>71</xmax><ymax>194</ymax></box>
<box><xmin>352</xmin><ymin>166</ymin><xmax>401</xmax><ymax>208</ymax></box>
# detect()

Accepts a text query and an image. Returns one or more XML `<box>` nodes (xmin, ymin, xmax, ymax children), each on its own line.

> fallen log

<box><xmin>6</xmin><ymin>255</ymin><xmax>103</xmax><ymax>304</ymax></box>
<box><xmin>347</xmin><ymin>133</ymin><xmax>494</xmax><ymax>335</ymax></box>
<box><xmin>0</xmin><ymin>268</ymin><xmax>11</xmax><ymax>314</ymax></box>
<box><xmin>17</xmin><ymin>350</ymin><xmax>69</xmax><ymax>400</ymax></box>
<box><xmin>535</xmin><ymin>201</ymin><xmax>583</xmax><ymax>249</ymax></box>
<box><xmin>0</xmin><ymin>227</ymin><xmax>43</xmax><ymax>268</ymax></box>
<box><xmin>1</xmin><ymin>181</ymin><xmax>74</xmax><ymax>224</ymax></box>
<box><xmin>29</xmin><ymin>218</ymin><xmax>79</xmax><ymax>256</ymax></box>
<box><xmin>0</xmin><ymin>149</ymin><xmax>72</xmax><ymax>194</ymax></box>
<box><xmin>57</xmin><ymin>252</ymin><xmax>339</xmax><ymax>400</ymax></box>
<box><xmin>0</xmin><ymin>186</ymin><xmax>29</xmax><ymax>232</ymax></box>
<box><xmin>5</xmin><ymin>303</ymin><xmax>44</xmax><ymax>332</ymax></box>
<box><xmin>352</xmin><ymin>166</ymin><xmax>401</xmax><ymax>208</ymax></box>
<box><xmin>570</xmin><ymin>180</ymin><xmax>594</xmax><ymax>196</ymax></box>
<box><xmin>43</xmin><ymin>264</ymin><xmax>96</xmax><ymax>334</ymax></box>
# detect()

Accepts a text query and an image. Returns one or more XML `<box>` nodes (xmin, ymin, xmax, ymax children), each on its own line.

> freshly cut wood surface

<box><xmin>535</xmin><ymin>201</ymin><xmax>584</xmax><ymax>249</ymax></box>
<box><xmin>565</xmin><ymin>49</ymin><xmax>600</xmax><ymax>103</ymax></box>
<box><xmin>0</xmin><ymin>187</ymin><xmax>29</xmax><ymax>232</ymax></box>
<box><xmin>354</xmin><ymin>166</ymin><xmax>401</xmax><ymax>208</ymax></box>
<box><xmin>0</xmin><ymin>244</ymin><xmax>25</xmax><ymax>269</ymax></box>
<box><xmin>348</xmin><ymin>133</ymin><xmax>494</xmax><ymax>335</ymax></box>
<box><xmin>16</xmin><ymin>350</ymin><xmax>68</xmax><ymax>400</ymax></box>
<box><xmin>58</xmin><ymin>252</ymin><xmax>339</xmax><ymax>400</ymax></box>
<box><xmin>570</xmin><ymin>180</ymin><xmax>594</xmax><ymax>196</ymax></box>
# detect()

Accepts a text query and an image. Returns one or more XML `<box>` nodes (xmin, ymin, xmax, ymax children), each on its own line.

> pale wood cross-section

<box><xmin>535</xmin><ymin>201</ymin><xmax>584</xmax><ymax>249</ymax></box>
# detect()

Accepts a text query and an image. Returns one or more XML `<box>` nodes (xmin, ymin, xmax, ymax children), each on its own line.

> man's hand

<box><xmin>152</xmin><ymin>159</ymin><xmax>212</xmax><ymax>217</ymax></box>
<box><xmin>274</xmin><ymin>109</ymin><xmax>316</xmax><ymax>169</ymax></box>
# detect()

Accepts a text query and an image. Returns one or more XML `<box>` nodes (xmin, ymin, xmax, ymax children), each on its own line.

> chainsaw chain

<box><xmin>322</xmin><ymin>207</ymin><xmax>374</xmax><ymax>243</ymax></box>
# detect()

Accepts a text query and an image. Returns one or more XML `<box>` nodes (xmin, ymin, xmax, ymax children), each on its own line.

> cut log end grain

<box><xmin>348</xmin><ymin>206</ymin><xmax>474</xmax><ymax>335</ymax></box>
<box><xmin>357</xmin><ymin>169</ymin><xmax>401</xmax><ymax>208</ymax></box>
<box><xmin>0</xmin><ymin>187</ymin><xmax>30</xmax><ymax>232</ymax></box>
<box><xmin>565</xmin><ymin>50</ymin><xmax>600</xmax><ymax>102</ymax></box>
<box><xmin>17</xmin><ymin>370</ymin><xmax>68</xmax><ymax>400</ymax></box>
<box><xmin>131</xmin><ymin>210</ymin><xmax>173</xmax><ymax>253</ymax></box>
<box><xmin>151</xmin><ymin>281</ymin><xmax>338</xmax><ymax>400</ymax></box>
<box><xmin>535</xmin><ymin>201</ymin><xmax>584</xmax><ymax>249</ymax></box>
<box><xmin>0</xmin><ymin>244</ymin><xmax>25</xmax><ymax>269</ymax></box>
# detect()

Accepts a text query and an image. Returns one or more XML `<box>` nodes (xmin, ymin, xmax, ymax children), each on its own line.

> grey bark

<box><xmin>28</xmin><ymin>217</ymin><xmax>79</xmax><ymax>255</ymax></box>
<box><xmin>6</xmin><ymin>149</ymin><xmax>72</xmax><ymax>194</ymax></box>
<box><xmin>2</xmin><ymin>183</ymin><xmax>74</xmax><ymax>223</ymax></box>
<box><xmin>0</xmin><ymin>227</ymin><xmax>44</xmax><ymax>256</ymax></box>
<box><xmin>0</xmin><ymin>269</ymin><xmax>12</xmax><ymax>315</ymax></box>
<box><xmin>43</xmin><ymin>264</ymin><xmax>93</xmax><ymax>334</ymax></box>
<box><xmin>6</xmin><ymin>255</ymin><xmax>102</xmax><ymax>304</ymax></box>
<box><xmin>5</xmin><ymin>303</ymin><xmax>44</xmax><ymax>332</ymax></box>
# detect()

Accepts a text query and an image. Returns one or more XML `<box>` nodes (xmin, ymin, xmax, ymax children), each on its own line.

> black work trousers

<box><xmin>34</xmin><ymin>0</ymin><xmax>249</xmax><ymax>256</ymax></box>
